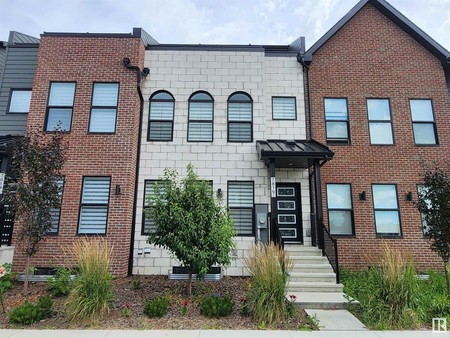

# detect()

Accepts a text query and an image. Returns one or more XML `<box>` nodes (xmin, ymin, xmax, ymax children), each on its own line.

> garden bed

<box><xmin>0</xmin><ymin>275</ymin><xmax>312</xmax><ymax>330</ymax></box>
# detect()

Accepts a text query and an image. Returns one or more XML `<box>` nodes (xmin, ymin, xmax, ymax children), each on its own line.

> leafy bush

<box><xmin>244</xmin><ymin>243</ymin><xmax>292</xmax><ymax>324</ymax></box>
<box><xmin>200</xmin><ymin>294</ymin><xmax>234</xmax><ymax>318</ymax></box>
<box><xmin>131</xmin><ymin>275</ymin><xmax>141</xmax><ymax>290</ymax></box>
<box><xmin>8</xmin><ymin>296</ymin><xmax>53</xmax><ymax>325</ymax></box>
<box><xmin>0</xmin><ymin>263</ymin><xmax>17</xmax><ymax>313</ymax></box>
<box><xmin>143</xmin><ymin>296</ymin><xmax>169</xmax><ymax>318</ymax></box>
<box><xmin>47</xmin><ymin>266</ymin><xmax>72</xmax><ymax>297</ymax></box>
<box><xmin>65</xmin><ymin>238</ymin><xmax>113</xmax><ymax>322</ymax></box>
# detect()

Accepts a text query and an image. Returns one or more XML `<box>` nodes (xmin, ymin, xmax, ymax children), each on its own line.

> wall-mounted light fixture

<box><xmin>359</xmin><ymin>191</ymin><xmax>366</xmax><ymax>201</ymax></box>
<box><xmin>115</xmin><ymin>184</ymin><xmax>121</xmax><ymax>195</ymax></box>
<box><xmin>405</xmin><ymin>192</ymin><xmax>413</xmax><ymax>201</ymax></box>
<box><xmin>217</xmin><ymin>188</ymin><xmax>223</xmax><ymax>198</ymax></box>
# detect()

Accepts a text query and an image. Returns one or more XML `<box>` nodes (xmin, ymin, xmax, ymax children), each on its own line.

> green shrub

<box><xmin>0</xmin><ymin>263</ymin><xmax>16</xmax><ymax>313</ymax></box>
<box><xmin>131</xmin><ymin>275</ymin><xmax>141</xmax><ymax>290</ymax></box>
<box><xmin>200</xmin><ymin>294</ymin><xmax>234</xmax><ymax>318</ymax></box>
<box><xmin>47</xmin><ymin>266</ymin><xmax>72</xmax><ymax>297</ymax></box>
<box><xmin>244</xmin><ymin>243</ymin><xmax>292</xmax><ymax>324</ymax></box>
<box><xmin>65</xmin><ymin>238</ymin><xmax>113</xmax><ymax>322</ymax></box>
<box><xmin>8</xmin><ymin>296</ymin><xmax>53</xmax><ymax>325</ymax></box>
<box><xmin>143</xmin><ymin>296</ymin><xmax>169</xmax><ymax>318</ymax></box>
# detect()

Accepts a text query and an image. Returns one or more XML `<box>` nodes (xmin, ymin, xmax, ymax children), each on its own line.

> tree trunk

<box><xmin>444</xmin><ymin>261</ymin><xmax>450</xmax><ymax>295</ymax></box>
<box><xmin>24</xmin><ymin>255</ymin><xmax>30</xmax><ymax>296</ymax></box>
<box><xmin>188</xmin><ymin>269</ymin><xmax>192</xmax><ymax>296</ymax></box>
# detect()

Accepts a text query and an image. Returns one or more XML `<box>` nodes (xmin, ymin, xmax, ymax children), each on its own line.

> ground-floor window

<box><xmin>227</xmin><ymin>181</ymin><xmax>254</xmax><ymax>236</ymax></box>
<box><xmin>48</xmin><ymin>177</ymin><xmax>65</xmax><ymax>235</ymax></box>
<box><xmin>372</xmin><ymin>184</ymin><xmax>401</xmax><ymax>237</ymax></box>
<box><xmin>326</xmin><ymin>183</ymin><xmax>354</xmax><ymax>236</ymax></box>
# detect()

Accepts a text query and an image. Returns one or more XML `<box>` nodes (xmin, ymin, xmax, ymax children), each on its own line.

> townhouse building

<box><xmin>0</xmin><ymin>0</ymin><xmax>448</xmax><ymax>284</ymax></box>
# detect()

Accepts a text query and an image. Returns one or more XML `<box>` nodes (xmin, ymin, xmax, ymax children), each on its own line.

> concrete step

<box><xmin>287</xmin><ymin>292</ymin><xmax>358</xmax><ymax>309</ymax></box>
<box><xmin>289</xmin><ymin>255</ymin><xmax>330</xmax><ymax>264</ymax></box>
<box><xmin>287</xmin><ymin>281</ymin><xmax>344</xmax><ymax>293</ymax></box>
<box><xmin>289</xmin><ymin>272</ymin><xmax>337</xmax><ymax>283</ymax></box>
<box><xmin>291</xmin><ymin>264</ymin><xmax>334</xmax><ymax>273</ymax></box>
<box><xmin>285</xmin><ymin>247</ymin><xmax>323</xmax><ymax>256</ymax></box>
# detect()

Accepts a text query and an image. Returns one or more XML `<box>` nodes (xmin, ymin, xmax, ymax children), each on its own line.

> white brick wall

<box><xmin>133</xmin><ymin>50</ymin><xmax>310</xmax><ymax>276</ymax></box>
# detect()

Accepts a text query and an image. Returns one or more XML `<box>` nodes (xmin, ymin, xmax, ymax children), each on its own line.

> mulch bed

<box><xmin>0</xmin><ymin>275</ymin><xmax>311</xmax><ymax>330</ymax></box>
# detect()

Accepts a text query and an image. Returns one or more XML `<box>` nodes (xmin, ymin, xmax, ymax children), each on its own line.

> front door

<box><xmin>275</xmin><ymin>183</ymin><xmax>302</xmax><ymax>243</ymax></box>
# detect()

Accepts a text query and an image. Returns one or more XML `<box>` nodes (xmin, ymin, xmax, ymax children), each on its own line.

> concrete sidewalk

<box><xmin>0</xmin><ymin>330</ymin><xmax>441</xmax><ymax>337</ymax></box>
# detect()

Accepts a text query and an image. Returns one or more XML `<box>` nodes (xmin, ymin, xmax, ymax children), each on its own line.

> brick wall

<box><xmin>308</xmin><ymin>4</ymin><xmax>450</xmax><ymax>271</ymax></box>
<box><xmin>12</xmin><ymin>35</ymin><xmax>145</xmax><ymax>276</ymax></box>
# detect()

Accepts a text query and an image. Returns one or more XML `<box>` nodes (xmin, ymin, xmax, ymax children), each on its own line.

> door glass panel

<box><xmin>278</xmin><ymin>214</ymin><xmax>296</xmax><ymax>224</ymax></box>
<box><xmin>277</xmin><ymin>187</ymin><xmax>295</xmax><ymax>196</ymax></box>
<box><xmin>279</xmin><ymin>228</ymin><xmax>297</xmax><ymax>238</ymax></box>
<box><xmin>277</xmin><ymin>200</ymin><xmax>295</xmax><ymax>210</ymax></box>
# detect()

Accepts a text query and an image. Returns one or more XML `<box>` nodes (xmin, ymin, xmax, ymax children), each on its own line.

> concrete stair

<box><xmin>285</xmin><ymin>244</ymin><xmax>357</xmax><ymax>309</ymax></box>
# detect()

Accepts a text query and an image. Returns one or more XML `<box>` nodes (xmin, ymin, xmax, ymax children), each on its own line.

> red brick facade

<box><xmin>12</xmin><ymin>35</ymin><xmax>145</xmax><ymax>276</ymax></box>
<box><xmin>307</xmin><ymin>4</ymin><xmax>450</xmax><ymax>270</ymax></box>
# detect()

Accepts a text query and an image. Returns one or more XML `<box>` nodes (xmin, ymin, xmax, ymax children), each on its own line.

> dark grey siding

<box><xmin>0</xmin><ymin>46</ymin><xmax>38</xmax><ymax>135</ymax></box>
<box><xmin>0</xmin><ymin>47</ymin><xmax>6</xmax><ymax>87</ymax></box>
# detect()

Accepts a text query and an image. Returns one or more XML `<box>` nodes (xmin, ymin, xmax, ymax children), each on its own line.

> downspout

<box><xmin>123</xmin><ymin>57</ymin><xmax>149</xmax><ymax>276</ymax></box>
<box><xmin>298</xmin><ymin>53</ymin><xmax>317</xmax><ymax>246</ymax></box>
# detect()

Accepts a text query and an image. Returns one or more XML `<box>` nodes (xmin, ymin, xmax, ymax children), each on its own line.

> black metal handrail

<box><xmin>320</xmin><ymin>223</ymin><xmax>339</xmax><ymax>284</ymax></box>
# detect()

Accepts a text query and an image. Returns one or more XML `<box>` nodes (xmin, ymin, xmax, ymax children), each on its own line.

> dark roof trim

<box><xmin>256</xmin><ymin>139</ymin><xmax>334</xmax><ymax>159</ymax></box>
<box><xmin>303</xmin><ymin>0</ymin><xmax>450</xmax><ymax>65</ymax></box>
<box><xmin>147</xmin><ymin>44</ymin><xmax>300</xmax><ymax>56</ymax></box>
<box><xmin>42</xmin><ymin>32</ymin><xmax>137</xmax><ymax>38</ymax></box>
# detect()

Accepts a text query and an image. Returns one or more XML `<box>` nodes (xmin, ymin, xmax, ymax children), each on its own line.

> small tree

<box><xmin>416</xmin><ymin>161</ymin><xmax>450</xmax><ymax>293</ymax></box>
<box><xmin>4</xmin><ymin>129</ymin><xmax>66</xmax><ymax>295</ymax></box>
<box><xmin>145</xmin><ymin>164</ymin><xmax>236</xmax><ymax>295</ymax></box>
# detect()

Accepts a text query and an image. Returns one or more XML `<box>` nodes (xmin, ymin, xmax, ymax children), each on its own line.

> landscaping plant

<box><xmin>244</xmin><ymin>243</ymin><xmax>292</xmax><ymax>324</ymax></box>
<box><xmin>416</xmin><ymin>161</ymin><xmax>450</xmax><ymax>293</ymax></box>
<box><xmin>47</xmin><ymin>266</ymin><xmax>72</xmax><ymax>297</ymax></box>
<box><xmin>145</xmin><ymin>164</ymin><xmax>236</xmax><ymax>295</ymax></box>
<box><xmin>199</xmin><ymin>294</ymin><xmax>234</xmax><ymax>318</ymax></box>
<box><xmin>143</xmin><ymin>296</ymin><xmax>169</xmax><ymax>318</ymax></box>
<box><xmin>131</xmin><ymin>275</ymin><xmax>141</xmax><ymax>290</ymax></box>
<box><xmin>123</xmin><ymin>303</ymin><xmax>130</xmax><ymax>317</ymax></box>
<box><xmin>181</xmin><ymin>300</ymin><xmax>188</xmax><ymax>315</ymax></box>
<box><xmin>3</xmin><ymin>128</ymin><xmax>66</xmax><ymax>295</ymax></box>
<box><xmin>64</xmin><ymin>238</ymin><xmax>113</xmax><ymax>322</ymax></box>
<box><xmin>8</xmin><ymin>296</ymin><xmax>53</xmax><ymax>325</ymax></box>
<box><xmin>0</xmin><ymin>263</ymin><xmax>16</xmax><ymax>313</ymax></box>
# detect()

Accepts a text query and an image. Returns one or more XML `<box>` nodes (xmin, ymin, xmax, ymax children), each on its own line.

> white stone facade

<box><xmin>133</xmin><ymin>49</ymin><xmax>310</xmax><ymax>276</ymax></box>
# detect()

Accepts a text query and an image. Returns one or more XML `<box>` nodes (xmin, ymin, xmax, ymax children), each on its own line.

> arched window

<box><xmin>188</xmin><ymin>91</ymin><xmax>214</xmax><ymax>142</ymax></box>
<box><xmin>227</xmin><ymin>92</ymin><xmax>252</xmax><ymax>142</ymax></box>
<box><xmin>148</xmin><ymin>91</ymin><xmax>175</xmax><ymax>141</ymax></box>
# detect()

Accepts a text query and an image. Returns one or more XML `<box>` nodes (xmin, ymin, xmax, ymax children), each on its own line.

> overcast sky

<box><xmin>0</xmin><ymin>0</ymin><xmax>449</xmax><ymax>51</ymax></box>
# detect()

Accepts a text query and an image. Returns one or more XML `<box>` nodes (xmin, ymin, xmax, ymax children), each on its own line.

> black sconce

<box><xmin>217</xmin><ymin>188</ymin><xmax>223</xmax><ymax>198</ymax></box>
<box><xmin>359</xmin><ymin>191</ymin><xmax>366</xmax><ymax>201</ymax></box>
<box><xmin>405</xmin><ymin>191</ymin><xmax>413</xmax><ymax>201</ymax></box>
<box><xmin>115</xmin><ymin>184</ymin><xmax>121</xmax><ymax>195</ymax></box>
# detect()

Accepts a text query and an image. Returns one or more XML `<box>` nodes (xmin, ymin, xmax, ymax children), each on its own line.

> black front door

<box><xmin>274</xmin><ymin>183</ymin><xmax>302</xmax><ymax>243</ymax></box>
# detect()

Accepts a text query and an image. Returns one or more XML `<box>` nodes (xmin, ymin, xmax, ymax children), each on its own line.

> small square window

<box><xmin>409</xmin><ymin>99</ymin><xmax>438</xmax><ymax>145</ymax></box>
<box><xmin>8</xmin><ymin>90</ymin><xmax>32</xmax><ymax>113</ymax></box>
<box><xmin>272</xmin><ymin>97</ymin><xmax>296</xmax><ymax>120</ymax></box>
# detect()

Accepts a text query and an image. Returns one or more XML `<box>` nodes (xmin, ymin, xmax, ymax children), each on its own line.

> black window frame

<box><xmin>272</xmin><ymin>96</ymin><xmax>297</xmax><ymax>120</ymax></box>
<box><xmin>326</xmin><ymin>183</ymin><xmax>355</xmax><ymax>237</ymax></box>
<box><xmin>409</xmin><ymin>98</ymin><xmax>439</xmax><ymax>146</ymax></box>
<box><xmin>187</xmin><ymin>91</ymin><xmax>214</xmax><ymax>142</ymax></box>
<box><xmin>88</xmin><ymin>82</ymin><xmax>120</xmax><ymax>134</ymax></box>
<box><xmin>148</xmin><ymin>90</ymin><xmax>175</xmax><ymax>142</ymax></box>
<box><xmin>48</xmin><ymin>176</ymin><xmax>65</xmax><ymax>236</ymax></box>
<box><xmin>227</xmin><ymin>92</ymin><xmax>253</xmax><ymax>143</ymax></box>
<box><xmin>366</xmin><ymin>98</ymin><xmax>395</xmax><ymax>145</ymax></box>
<box><xmin>371</xmin><ymin>183</ymin><xmax>402</xmax><ymax>238</ymax></box>
<box><xmin>77</xmin><ymin>176</ymin><xmax>111</xmax><ymax>236</ymax></box>
<box><xmin>324</xmin><ymin>97</ymin><xmax>350</xmax><ymax>145</ymax></box>
<box><xmin>44</xmin><ymin>81</ymin><xmax>76</xmax><ymax>133</ymax></box>
<box><xmin>7</xmin><ymin>88</ymin><xmax>32</xmax><ymax>114</ymax></box>
<box><xmin>227</xmin><ymin>180</ymin><xmax>255</xmax><ymax>236</ymax></box>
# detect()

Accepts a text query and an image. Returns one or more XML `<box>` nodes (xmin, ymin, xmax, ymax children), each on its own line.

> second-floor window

<box><xmin>188</xmin><ymin>91</ymin><xmax>213</xmax><ymax>142</ymax></box>
<box><xmin>367</xmin><ymin>99</ymin><xmax>394</xmax><ymax>145</ymax></box>
<box><xmin>324</xmin><ymin>98</ymin><xmax>349</xmax><ymax>144</ymax></box>
<box><xmin>409</xmin><ymin>99</ymin><xmax>438</xmax><ymax>145</ymax></box>
<box><xmin>148</xmin><ymin>91</ymin><xmax>175</xmax><ymax>141</ymax></box>
<box><xmin>45</xmin><ymin>82</ymin><xmax>76</xmax><ymax>132</ymax></box>
<box><xmin>228</xmin><ymin>92</ymin><xmax>252</xmax><ymax>142</ymax></box>
<box><xmin>89</xmin><ymin>83</ymin><xmax>119</xmax><ymax>133</ymax></box>
<box><xmin>272</xmin><ymin>97</ymin><xmax>296</xmax><ymax>120</ymax></box>
<box><xmin>8</xmin><ymin>89</ymin><xmax>32</xmax><ymax>113</ymax></box>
